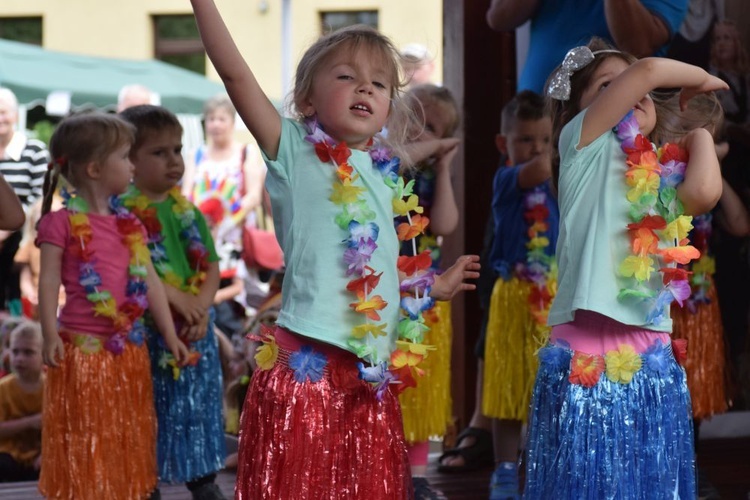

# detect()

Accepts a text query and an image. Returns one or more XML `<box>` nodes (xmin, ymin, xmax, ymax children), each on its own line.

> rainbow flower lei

<box><xmin>685</xmin><ymin>213</ymin><xmax>714</xmax><ymax>313</ymax></box>
<box><xmin>63</xmin><ymin>189</ymin><xmax>150</xmax><ymax>354</ymax></box>
<box><xmin>121</xmin><ymin>186</ymin><xmax>210</xmax><ymax>295</ymax></box>
<box><xmin>304</xmin><ymin>119</ymin><xmax>436</xmax><ymax>394</ymax></box>
<box><xmin>517</xmin><ymin>187</ymin><xmax>557</xmax><ymax>327</ymax></box>
<box><xmin>615</xmin><ymin>111</ymin><xmax>698</xmax><ymax>324</ymax></box>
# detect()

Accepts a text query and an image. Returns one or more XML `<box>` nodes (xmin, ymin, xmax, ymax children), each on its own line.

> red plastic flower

<box><xmin>397</xmin><ymin>250</ymin><xmax>432</xmax><ymax>275</ymax></box>
<box><xmin>660</xmin><ymin>267</ymin><xmax>692</xmax><ymax>285</ymax></box>
<box><xmin>569</xmin><ymin>352</ymin><xmax>605</xmax><ymax>387</ymax></box>
<box><xmin>672</xmin><ymin>338</ymin><xmax>688</xmax><ymax>366</ymax></box>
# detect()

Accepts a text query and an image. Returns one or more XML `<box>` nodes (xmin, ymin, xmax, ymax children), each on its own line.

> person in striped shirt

<box><xmin>0</xmin><ymin>88</ymin><xmax>50</xmax><ymax>312</ymax></box>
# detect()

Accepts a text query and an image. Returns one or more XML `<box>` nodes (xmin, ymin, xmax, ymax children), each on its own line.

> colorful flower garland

<box><xmin>517</xmin><ymin>187</ymin><xmax>557</xmax><ymax>327</ymax></box>
<box><xmin>121</xmin><ymin>186</ymin><xmax>210</xmax><ymax>295</ymax></box>
<box><xmin>63</xmin><ymin>189</ymin><xmax>150</xmax><ymax>355</ymax></box>
<box><xmin>614</xmin><ymin>112</ymin><xmax>699</xmax><ymax>325</ymax></box>
<box><xmin>304</xmin><ymin>119</ymin><xmax>436</xmax><ymax>394</ymax></box>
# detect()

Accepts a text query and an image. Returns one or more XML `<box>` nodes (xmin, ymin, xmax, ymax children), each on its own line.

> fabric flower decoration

<box><xmin>254</xmin><ymin>337</ymin><xmax>279</xmax><ymax>371</ymax></box>
<box><xmin>642</xmin><ymin>340</ymin><xmax>669</xmax><ymax>374</ymax></box>
<box><xmin>351</xmin><ymin>323</ymin><xmax>387</xmax><ymax>339</ymax></box>
<box><xmin>289</xmin><ymin>346</ymin><xmax>328</xmax><ymax>383</ymax></box>
<box><xmin>569</xmin><ymin>352</ymin><xmax>605</xmax><ymax>387</ymax></box>
<box><xmin>349</xmin><ymin>294</ymin><xmax>388</xmax><ymax>321</ymax></box>
<box><xmin>605</xmin><ymin>344</ymin><xmax>642</xmax><ymax>384</ymax></box>
<box><xmin>104</xmin><ymin>334</ymin><xmax>126</xmax><ymax>356</ymax></box>
<box><xmin>538</xmin><ymin>344</ymin><xmax>571</xmax><ymax>371</ymax></box>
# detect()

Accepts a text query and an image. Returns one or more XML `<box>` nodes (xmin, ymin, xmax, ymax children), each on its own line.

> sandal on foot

<box><xmin>437</xmin><ymin>426</ymin><xmax>494</xmax><ymax>473</ymax></box>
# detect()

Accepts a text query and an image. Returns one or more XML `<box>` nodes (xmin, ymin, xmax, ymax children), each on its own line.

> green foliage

<box><xmin>31</xmin><ymin>120</ymin><xmax>55</xmax><ymax>146</ymax></box>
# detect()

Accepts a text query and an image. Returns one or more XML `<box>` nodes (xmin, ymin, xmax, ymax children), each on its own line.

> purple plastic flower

<box><xmin>357</xmin><ymin>362</ymin><xmax>395</xmax><ymax>400</ymax></box>
<box><xmin>666</xmin><ymin>279</ymin><xmax>692</xmax><ymax>307</ymax></box>
<box><xmin>615</xmin><ymin>111</ymin><xmax>640</xmax><ymax>149</ymax></box>
<box><xmin>660</xmin><ymin>159</ymin><xmax>686</xmax><ymax>188</ymax></box>
<box><xmin>304</xmin><ymin>118</ymin><xmax>330</xmax><ymax>145</ymax></box>
<box><xmin>343</xmin><ymin>238</ymin><xmax>377</xmax><ymax>275</ymax></box>
<box><xmin>104</xmin><ymin>334</ymin><xmax>126</xmax><ymax>355</ymax></box>
<box><xmin>399</xmin><ymin>270</ymin><xmax>436</xmax><ymax>293</ymax></box>
<box><xmin>289</xmin><ymin>345</ymin><xmax>328</xmax><ymax>383</ymax></box>
<box><xmin>523</xmin><ymin>189</ymin><xmax>547</xmax><ymax>209</ymax></box>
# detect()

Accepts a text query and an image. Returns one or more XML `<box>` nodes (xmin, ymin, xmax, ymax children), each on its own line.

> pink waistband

<box><xmin>273</xmin><ymin>326</ymin><xmax>358</xmax><ymax>365</ymax></box>
<box><xmin>551</xmin><ymin>310</ymin><xmax>671</xmax><ymax>355</ymax></box>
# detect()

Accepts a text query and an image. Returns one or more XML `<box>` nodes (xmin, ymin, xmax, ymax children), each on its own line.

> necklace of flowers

<box><xmin>121</xmin><ymin>186</ymin><xmax>210</xmax><ymax>295</ymax></box>
<box><xmin>517</xmin><ymin>187</ymin><xmax>557</xmax><ymax>328</ymax></box>
<box><xmin>304</xmin><ymin>118</ymin><xmax>437</xmax><ymax>395</ymax></box>
<box><xmin>63</xmin><ymin>188</ymin><xmax>150</xmax><ymax>355</ymax></box>
<box><xmin>614</xmin><ymin>111</ymin><xmax>699</xmax><ymax>325</ymax></box>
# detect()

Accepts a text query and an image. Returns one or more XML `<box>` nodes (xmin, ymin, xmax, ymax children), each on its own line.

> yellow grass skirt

<box><xmin>39</xmin><ymin>336</ymin><xmax>157</xmax><ymax>500</ymax></box>
<box><xmin>671</xmin><ymin>282</ymin><xmax>728</xmax><ymax>419</ymax></box>
<box><xmin>483</xmin><ymin>278</ymin><xmax>551</xmax><ymax>420</ymax></box>
<box><xmin>399</xmin><ymin>300</ymin><xmax>453</xmax><ymax>443</ymax></box>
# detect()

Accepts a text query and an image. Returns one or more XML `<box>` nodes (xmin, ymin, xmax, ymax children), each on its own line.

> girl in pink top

<box><xmin>36</xmin><ymin>113</ymin><xmax>188</xmax><ymax>500</ymax></box>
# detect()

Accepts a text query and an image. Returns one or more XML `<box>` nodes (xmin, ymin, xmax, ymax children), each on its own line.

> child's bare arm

<box><xmin>716</xmin><ymin>177</ymin><xmax>750</xmax><ymax>237</ymax></box>
<box><xmin>196</xmin><ymin>261</ymin><xmax>220</xmax><ymax>311</ymax></box>
<box><xmin>517</xmin><ymin>152</ymin><xmax>552</xmax><ymax>189</ymax></box>
<box><xmin>191</xmin><ymin>0</ymin><xmax>281</xmax><ymax>157</ymax></box>
<box><xmin>0</xmin><ymin>175</ymin><xmax>24</xmax><ymax>231</ymax></box>
<box><xmin>429</xmin><ymin>143</ymin><xmax>460</xmax><ymax>236</ymax></box>
<box><xmin>145</xmin><ymin>260</ymin><xmax>189</xmax><ymax>364</ymax></box>
<box><xmin>677</xmin><ymin>128</ymin><xmax>722</xmax><ymax>216</ymax></box>
<box><xmin>0</xmin><ymin>413</ymin><xmax>42</xmax><ymax>439</ymax></box>
<box><xmin>39</xmin><ymin>244</ymin><xmax>64</xmax><ymax>367</ymax></box>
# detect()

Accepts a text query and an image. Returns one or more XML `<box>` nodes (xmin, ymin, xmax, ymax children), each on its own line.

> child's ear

<box><xmin>494</xmin><ymin>134</ymin><xmax>508</xmax><ymax>155</ymax></box>
<box><xmin>85</xmin><ymin>161</ymin><xmax>102</xmax><ymax>179</ymax></box>
<box><xmin>300</xmin><ymin>99</ymin><xmax>315</xmax><ymax>118</ymax></box>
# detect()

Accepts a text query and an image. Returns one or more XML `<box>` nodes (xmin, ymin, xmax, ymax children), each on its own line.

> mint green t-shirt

<box><xmin>263</xmin><ymin>119</ymin><xmax>401</xmax><ymax>357</ymax></box>
<box><xmin>548</xmin><ymin>109</ymin><xmax>672</xmax><ymax>332</ymax></box>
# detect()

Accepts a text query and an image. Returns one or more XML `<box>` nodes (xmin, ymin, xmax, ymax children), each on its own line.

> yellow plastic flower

<box><xmin>692</xmin><ymin>255</ymin><xmax>715</xmax><ymax>275</ymax></box>
<box><xmin>625</xmin><ymin>169</ymin><xmax>660</xmax><ymax>202</ymax></box>
<box><xmin>663</xmin><ymin>215</ymin><xmax>694</xmax><ymax>242</ymax></box>
<box><xmin>254</xmin><ymin>338</ymin><xmax>278</xmax><ymax>371</ymax></box>
<box><xmin>93</xmin><ymin>298</ymin><xmax>118</xmax><ymax>318</ymax></box>
<box><xmin>351</xmin><ymin>323</ymin><xmax>387</xmax><ymax>339</ymax></box>
<box><xmin>330</xmin><ymin>178</ymin><xmax>364</xmax><ymax>204</ymax></box>
<box><xmin>527</xmin><ymin>236</ymin><xmax>550</xmax><ymax>251</ymax></box>
<box><xmin>395</xmin><ymin>340</ymin><xmax>436</xmax><ymax>356</ymax></box>
<box><xmin>619</xmin><ymin>255</ymin><xmax>654</xmax><ymax>282</ymax></box>
<box><xmin>392</xmin><ymin>194</ymin><xmax>424</xmax><ymax>216</ymax></box>
<box><xmin>605</xmin><ymin>344</ymin><xmax>642</xmax><ymax>384</ymax></box>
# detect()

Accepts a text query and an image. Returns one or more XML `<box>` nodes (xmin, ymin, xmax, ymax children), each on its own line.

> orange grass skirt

<box><xmin>39</xmin><ymin>336</ymin><xmax>157</xmax><ymax>500</ymax></box>
<box><xmin>671</xmin><ymin>283</ymin><xmax>729</xmax><ymax>419</ymax></box>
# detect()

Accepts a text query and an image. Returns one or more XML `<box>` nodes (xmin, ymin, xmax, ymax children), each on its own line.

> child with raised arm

<box><xmin>0</xmin><ymin>321</ymin><xmax>43</xmax><ymax>482</ymax></box>
<box><xmin>523</xmin><ymin>38</ymin><xmax>728</xmax><ymax>498</ymax></box>
<box><xmin>36</xmin><ymin>113</ymin><xmax>188</xmax><ymax>500</ymax></box>
<box><xmin>191</xmin><ymin>2</ymin><xmax>480</xmax><ymax>498</ymax></box>
<box><xmin>119</xmin><ymin>105</ymin><xmax>226</xmax><ymax>500</ymax></box>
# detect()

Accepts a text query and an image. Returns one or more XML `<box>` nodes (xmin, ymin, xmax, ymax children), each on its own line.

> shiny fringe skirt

<box><xmin>236</xmin><ymin>333</ymin><xmax>411</xmax><ymax>500</ymax></box>
<box><xmin>483</xmin><ymin>278</ymin><xmax>550</xmax><ymax>420</ymax></box>
<box><xmin>39</xmin><ymin>338</ymin><xmax>157</xmax><ymax>500</ymax></box>
<box><xmin>524</xmin><ymin>342</ymin><xmax>696</xmax><ymax>499</ymax></box>
<box><xmin>671</xmin><ymin>283</ymin><xmax>728</xmax><ymax>419</ymax></box>
<box><xmin>399</xmin><ymin>300</ymin><xmax>453</xmax><ymax>443</ymax></box>
<box><xmin>148</xmin><ymin>313</ymin><xmax>226</xmax><ymax>483</ymax></box>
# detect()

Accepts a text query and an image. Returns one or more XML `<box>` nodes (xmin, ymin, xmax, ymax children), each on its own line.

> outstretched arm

<box><xmin>604</xmin><ymin>0</ymin><xmax>671</xmax><ymax>57</ymax></box>
<box><xmin>486</xmin><ymin>0</ymin><xmax>540</xmax><ymax>31</ymax></box>
<box><xmin>191</xmin><ymin>0</ymin><xmax>281</xmax><ymax>158</ymax></box>
<box><xmin>581</xmin><ymin>58</ymin><xmax>728</xmax><ymax>148</ymax></box>
<box><xmin>0</xmin><ymin>175</ymin><xmax>24</xmax><ymax>231</ymax></box>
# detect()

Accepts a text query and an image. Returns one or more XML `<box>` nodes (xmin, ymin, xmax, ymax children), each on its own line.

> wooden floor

<box><xmin>3</xmin><ymin>437</ymin><xmax>748</xmax><ymax>499</ymax></box>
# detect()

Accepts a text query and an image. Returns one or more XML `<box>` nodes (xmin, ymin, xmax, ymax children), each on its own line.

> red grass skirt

<box><xmin>39</xmin><ymin>334</ymin><xmax>157</xmax><ymax>499</ymax></box>
<box><xmin>236</xmin><ymin>327</ymin><xmax>411</xmax><ymax>499</ymax></box>
<box><xmin>671</xmin><ymin>283</ymin><xmax>729</xmax><ymax>419</ymax></box>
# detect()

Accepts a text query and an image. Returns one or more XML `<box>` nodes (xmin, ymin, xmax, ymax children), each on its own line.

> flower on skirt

<box><xmin>289</xmin><ymin>346</ymin><xmax>328</xmax><ymax>383</ymax></box>
<box><xmin>538</xmin><ymin>343</ymin><xmax>571</xmax><ymax>370</ymax></box>
<box><xmin>605</xmin><ymin>344</ymin><xmax>643</xmax><ymax>384</ymax></box>
<box><xmin>642</xmin><ymin>340</ymin><xmax>669</xmax><ymax>374</ymax></box>
<box><xmin>254</xmin><ymin>337</ymin><xmax>279</xmax><ymax>371</ymax></box>
<box><xmin>672</xmin><ymin>338</ymin><xmax>688</xmax><ymax>366</ymax></box>
<box><xmin>569</xmin><ymin>352</ymin><xmax>605</xmax><ymax>388</ymax></box>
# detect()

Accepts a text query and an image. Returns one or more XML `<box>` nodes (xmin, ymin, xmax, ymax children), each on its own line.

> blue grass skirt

<box><xmin>148</xmin><ymin>308</ymin><xmax>226</xmax><ymax>483</ymax></box>
<box><xmin>524</xmin><ymin>341</ymin><xmax>696</xmax><ymax>499</ymax></box>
